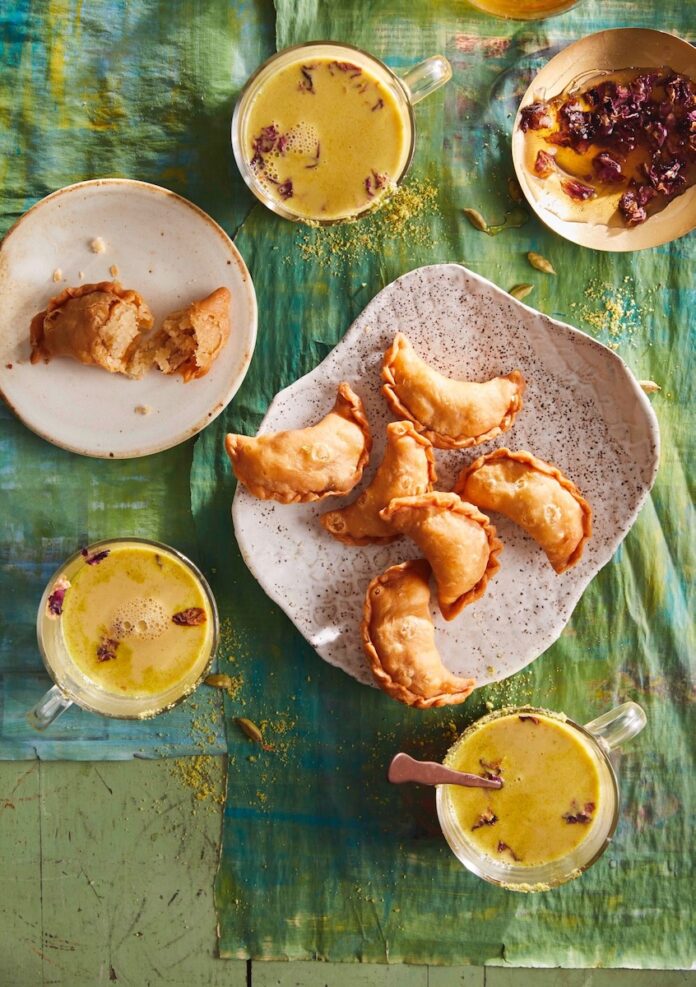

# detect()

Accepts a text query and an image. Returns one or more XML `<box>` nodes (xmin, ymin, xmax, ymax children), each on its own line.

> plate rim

<box><xmin>512</xmin><ymin>27</ymin><xmax>696</xmax><ymax>253</ymax></box>
<box><xmin>0</xmin><ymin>177</ymin><xmax>258</xmax><ymax>459</ymax></box>
<box><xmin>232</xmin><ymin>262</ymin><xmax>661</xmax><ymax>687</ymax></box>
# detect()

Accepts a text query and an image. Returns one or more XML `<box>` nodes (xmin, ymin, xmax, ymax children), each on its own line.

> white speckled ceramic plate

<box><xmin>0</xmin><ymin>179</ymin><xmax>257</xmax><ymax>458</ymax></box>
<box><xmin>232</xmin><ymin>264</ymin><xmax>660</xmax><ymax>691</ymax></box>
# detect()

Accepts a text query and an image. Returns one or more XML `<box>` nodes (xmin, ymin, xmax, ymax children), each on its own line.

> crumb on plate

<box><xmin>109</xmin><ymin>264</ymin><xmax>119</xmax><ymax>277</ymax></box>
<box><xmin>90</xmin><ymin>237</ymin><xmax>106</xmax><ymax>254</ymax></box>
<box><xmin>134</xmin><ymin>404</ymin><xmax>152</xmax><ymax>415</ymax></box>
<box><xmin>52</xmin><ymin>268</ymin><xmax>63</xmax><ymax>282</ymax></box>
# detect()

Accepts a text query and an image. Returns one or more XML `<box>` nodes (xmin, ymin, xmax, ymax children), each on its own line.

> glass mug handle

<box><xmin>583</xmin><ymin>701</ymin><xmax>647</xmax><ymax>752</ymax></box>
<box><xmin>399</xmin><ymin>55</ymin><xmax>452</xmax><ymax>106</ymax></box>
<box><xmin>27</xmin><ymin>684</ymin><xmax>73</xmax><ymax>731</ymax></box>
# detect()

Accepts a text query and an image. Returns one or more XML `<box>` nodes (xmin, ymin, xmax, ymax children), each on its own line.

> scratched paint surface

<box><xmin>206</xmin><ymin>0</ymin><xmax>695</xmax><ymax>969</ymax></box>
<box><xmin>0</xmin><ymin>0</ymin><xmax>275</xmax><ymax>758</ymax></box>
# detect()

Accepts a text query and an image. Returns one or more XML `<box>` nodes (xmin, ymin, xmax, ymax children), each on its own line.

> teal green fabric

<box><xmin>210</xmin><ymin>0</ymin><xmax>695</xmax><ymax>969</ymax></box>
<box><xmin>0</xmin><ymin>0</ymin><xmax>275</xmax><ymax>758</ymax></box>
<box><xmin>1</xmin><ymin>0</ymin><xmax>694</xmax><ymax>968</ymax></box>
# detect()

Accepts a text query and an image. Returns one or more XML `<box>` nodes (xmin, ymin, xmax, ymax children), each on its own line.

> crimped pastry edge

<box><xmin>380</xmin><ymin>332</ymin><xmax>525</xmax><ymax>450</ymax></box>
<box><xmin>454</xmin><ymin>447</ymin><xmax>593</xmax><ymax>573</ymax></box>
<box><xmin>361</xmin><ymin>559</ymin><xmax>476</xmax><ymax>709</ymax></box>
<box><xmin>319</xmin><ymin>420</ymin><xmax>437</xmax><ymax>546</ymax></box>
<box><xmin>224</xmin><ymin>381</ymin><xmax>372</xmax><ymax>504</ymax></box>
<box><xmin>380</xmin><ymin>491</ymin><xmax>503</xmax><ymax>620</ymax></box>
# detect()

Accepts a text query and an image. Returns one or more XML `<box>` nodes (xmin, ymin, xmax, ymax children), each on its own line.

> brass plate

<box><xmin>512</xmin><ymin>28</ymin><xmax>696</xmax><ymax>252</ymax></box>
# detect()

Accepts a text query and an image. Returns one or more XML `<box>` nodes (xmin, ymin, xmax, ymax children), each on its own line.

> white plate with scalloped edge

<box><xmin>232</xmin><ymin>264</ymin><xmax>659</xmax><ymax>691</ymax></box>
<box><xmin>0</xmin><ymin>179</ymin><xmax>256</xmax><ymax>458</ymax></box>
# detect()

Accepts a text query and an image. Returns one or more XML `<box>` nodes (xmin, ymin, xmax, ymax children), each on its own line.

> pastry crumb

<box><xmin>90</xmin><ymin>237</ymin><xmax>107</xmax><ymax>254</ymax></box>
<box><xmin>639</xmin><ymin>379</ymin><xmax>661</xmax><ymax>394</ymax></box>
<box><xmin>109</xmin><ymin>264</ymin><xmax>119</xmax><ymax>277</ymax></box>
<box><xmin>78</xmin><ymin>270</ymin><xmax>85</xmax><ymax>279</ymax></box>
<box><xmin>52</xmin><ymin>268</ymin><xmax>63</xmax><ymax>282</ymax></box>
<box><xmin>134</xmin><ymin>404</ymin><xmax>153</xmax><ymax>415</ymax></box>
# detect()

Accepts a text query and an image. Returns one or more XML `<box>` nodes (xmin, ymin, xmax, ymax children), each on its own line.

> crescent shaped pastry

<box><xmin>455</xmin><ymin>448</ymin><xmax>592</xmax><ymax>573</ymax></box>
<box><xmin>381</xmin><ymin>332</ymin><xmax>525</xmax><ymax>449</ymax></box>
<box><xmin>29</xmin><ymin>281</ymin><xmax>154</xmax><ymax>378</ymax></box>
<box><xmin>362</xmin><ymin>559</ymin><xmax>476</xmax><ymax>708</ymax></box>
<box><xmin>149</xmin><ymin>287</ymin><xmax>231</xmax><ymax>382</ymax></box>
<box><xmin>225</xmin><ymin>382</ymin><xmax>372</xmax><ymax>504</ymax></box>
<box><xmin>380</xmin><ymin>492</ymin><xmax>502</xmax><ymax>621</ymax></box>
<box><xmin>320</xmin><ymin>421</ymin><xmax>436</xmax><ymax>546</ymax></box>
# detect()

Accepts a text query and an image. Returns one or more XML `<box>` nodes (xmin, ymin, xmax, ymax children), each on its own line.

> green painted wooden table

<box><xmin>2</xmin><ymin>757</ymin><xmax>695</xmax><ymax>986</ymax></box>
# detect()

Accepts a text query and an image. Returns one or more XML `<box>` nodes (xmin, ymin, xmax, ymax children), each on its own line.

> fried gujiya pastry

<box><xmin>362</xmin><ymin>559</ymin><xmax>476</xmax><ymax>708</ymax></box>
<box><xmin>380</xmin><ymin>492</ymin><xmax>502</xmax><ymax>621</ymax></box>
<box><xmin>29</xmin><ymin>281</ymin><xmax>154</xmax><ymax>378</ymax></box>
<box><xmin>149</xmin><ymin>287</ymin><xmax>231</xmax><ymax>382</ymax></box>
<box><xmin>381</xmin><ymin>332</ymin><xmax>525</xmax><ymax>449</ymax></box>
<box><xmin>320</xmin><ymin>421</ymin><xmax>436</xmax><ymax>546</ymax></box>
<box><xmin>225</xmin><ymin>382</ymin><xmax>372</xmax><ymax>504</ymax></box>
<box><xmin>455</xmin><ymin>448</ymin><xmax>592</xmax><ymax>573</ymax></box>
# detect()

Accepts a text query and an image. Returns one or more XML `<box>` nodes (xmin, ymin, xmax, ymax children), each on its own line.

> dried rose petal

<box><xmin>172</xmin><ymin>607</ymin><xmax>206</xmax><ymax>626</ymax></box>
<box><xmin>305</xmin><ymin>142</ymin><xmax>321</xmax><ymax>169</ymax></box>
<box><xmin>645</xmin><ymin>120</ymin><xmax>668</xmax><ymax>149</ymax></box>
<box><xmin>253</xmin><ymin>124</ymin><xmax>280</xmax><ymax>154</ymax></box>
<box><xmin>664</xmin><ymin>73</ymin><xmax>693</xmax><ymax>106</ymax></box>
<box><xmin>97</xmin><ymin>637</ymin><xmax>119</xmax><ymax>662</ymax></box>
<box><xmin>328</xmin><ymin>60</ymin><xmax>361</xmax><ymax>77</ymax></box>
<box><xmin>593</xmin><ymin>151</ymin><xmax>624</xmax><ymax>183</ymax></box>
<box><xmin>81</xmin><ymin>548</ymin><xmax>110</xmax><ymax>566</ymax></box>
<box><xmin>643</xmin><ymin>155</ymin><xmax>687</xmax><ymax>196</ymax></box>
<box><xmin>479</xmin><ymin>757</ymin><xmax>502</xmax><ymax>780</ymax></box>
<box><xmin>47</xmin><ymin>580</ymin><xmax>69</xmax><ymax>617</ymax></box>
<box><xmin>560</xmin><ymin>177</ymin><xmax>596</xmax><ymax>201</ymax></box>
<box><xmin>619</xmin><ymin>189</ymin><xmax>648</xmax><ymax>225</ymax></box>
<box><xmin>518</xmin><ymin>714</ymin><xmax>540</xmax><ymax>724</ymax></box>
<box><xmin>519</xmin><ymin>101</ymin><xmax>553</xmax><ymax>132</ymax></box>
<box><xmin>560</xmin><ymin>98</ymin><xmax>597</xmax><ymax>142</ymax></box>
<box><xmin>497</xmin><ymin>841</ymin><xmax>521</xmax><ymax>861</ymax></box>
<box><xmin>277</xmin><ymin>179</ymin><xmax>293</xmax><ymax>200</ymax></box>
<box><xmin>562</xmin><ymin>799</ymin><xmax>595</xmax><ymax>824</ymax></box>
<box><xmin>534</xmin><ymin>149</ymin><xmax>555</xmax><ymax>178</ymax></box>
<box><xmin>299</xmin><ymin>65</ymin><xmax>315</xmax><ymax>93</ymax></box>
<box><xmin>371</xmin><ymin>98</ymin><xmax>384</xmax><ymax>112</ymax></box>
<box><xmin>472</xmin><ymin>809</ymin><xmax>498</xmax><ymax>831</ymax></box>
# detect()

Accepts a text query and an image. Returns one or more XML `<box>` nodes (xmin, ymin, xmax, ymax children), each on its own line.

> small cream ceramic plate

<box><xmin>0</xmin><ymin>179</ymin><xmax>257</xmax><ymax>458</ymax></box>
<box><xmin>512</xmin><ymin>28</ymin><xmax>696</xmax><ymax>252</ymax></box>
<box><xmin>232</xmin><ymin>264</ymin><xmax>659</xmax><ymax>692</ymax></box>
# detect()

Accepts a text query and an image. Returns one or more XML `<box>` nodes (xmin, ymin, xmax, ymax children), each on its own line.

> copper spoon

<box><xmin>388</xmin><ymin>752</ymin><xmax>503</xmax><ymax>790</ymax></box>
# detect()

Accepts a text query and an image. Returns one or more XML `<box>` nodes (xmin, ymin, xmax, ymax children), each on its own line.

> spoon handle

<box><xmin>388</xmin><ymin>752</ymin><xmax>502</xmax><ymax>789</ymax></box>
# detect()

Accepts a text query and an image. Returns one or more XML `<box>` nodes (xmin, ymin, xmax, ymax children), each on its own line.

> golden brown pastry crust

<box><xmin>150</xmin><ymin>286</ymin><xmax>231</xmax><ymax>382</ymax></box>
<box><xmin>320</xmin><ymin>421</ymin><xmax>436</xmax><ymax>546</ymax></box>
<box><xmin>380</xmin><ymin>491</ymin><xmax>502</xmax><ymax>621</ymax></box>
<box><xmin>29</xmin><ymin>281</ymin><xmax>154</xmax><ymax>378</ymax></box>
<box><xmin>225</xmin><ymin>382</ymin><xmax>372</xmax><ymax>504</ymax></box>
<box><xmin>381</xmin><ymin>332</ymin><xmax>525</xmax><ymax>450</ymax></box>
<box><xmin>455</xmin><ymin>448</ymin><xmax>592</xmax><ymax>573</ymax></box>
<box><xmin>362</xmin><ymin>559</ymin><xmax>476</xmax><ymax>708</ymax></box>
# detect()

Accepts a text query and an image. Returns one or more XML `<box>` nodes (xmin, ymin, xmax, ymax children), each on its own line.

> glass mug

<box><xmin>28</xmin><ymin>538</ymin><xmax>219</xmax><ymax>729</ymax></box>
<box><xmin>467</xmin><ymin>0</ymin><xmax>579</xmax><ymax>19</ymax></box>
<box><xmin>436</xmin><ymin>702</ymin><xmax>647</xmax><ymax>891</ymax></box>
<box><xmin>231</xmin><ymin>40</ymin><xmax>452</xmax><ymax>224</ymax></box>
